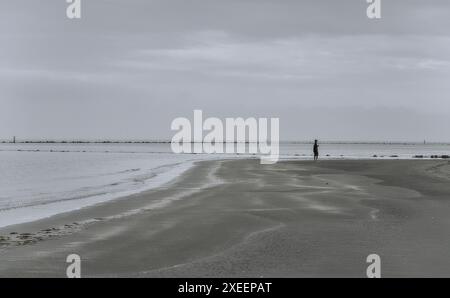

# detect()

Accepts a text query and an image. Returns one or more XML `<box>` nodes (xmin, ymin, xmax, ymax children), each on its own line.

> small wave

<box><xmin>0</xmin><ymin>159</ymin><xmax>197</xmax><ymax>228</ymax></box>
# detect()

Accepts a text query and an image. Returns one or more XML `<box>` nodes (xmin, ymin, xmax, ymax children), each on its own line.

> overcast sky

<box><xmin>1</xmin><ymin>0</ymin><xmax>450</xmax><ymax>142</ymax></box>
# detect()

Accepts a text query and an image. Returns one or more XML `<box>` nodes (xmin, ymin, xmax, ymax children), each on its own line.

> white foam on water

<box><xmin>0</xmin><ymin>156</ymin><xmax>198</xmax><ymax>228</ymax></box>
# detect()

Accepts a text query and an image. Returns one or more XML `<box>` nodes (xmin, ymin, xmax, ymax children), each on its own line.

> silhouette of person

<box><xmin>313</xmin><ymin>139</ymin><xmax>319</xmax><ymax>161</ymax></box>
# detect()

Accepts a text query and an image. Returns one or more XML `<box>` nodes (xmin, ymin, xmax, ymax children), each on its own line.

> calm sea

<box><xmin>0</xmin><ymin>142</ymin><xmax>449</xmax><ymax>227</ymax></box>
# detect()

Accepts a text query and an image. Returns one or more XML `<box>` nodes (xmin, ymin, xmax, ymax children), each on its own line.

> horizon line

<box><xmin>1</xmin><ymin>139</ymin><xmax>450</xmax><ymax>145</ymax></box>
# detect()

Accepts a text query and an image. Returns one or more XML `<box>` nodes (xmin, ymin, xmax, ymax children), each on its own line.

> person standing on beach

<box><xmin>313</xmin><ymin>139</ymin><xmax>319</xmax><ymax>161</ymax></box>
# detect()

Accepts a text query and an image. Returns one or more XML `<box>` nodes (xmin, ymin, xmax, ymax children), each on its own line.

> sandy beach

<box><xmin>1</xmin><ymin>159</ymin><xmax>450</xmax><ymax>277</ymax></box>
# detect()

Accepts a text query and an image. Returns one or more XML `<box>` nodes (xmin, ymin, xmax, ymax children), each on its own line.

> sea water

<box><xmin>0</xmin><ymin>143</ymin><xmax>206</xmax><ymax>227</ymax></box>
<box><xmin>0</xmin><ymin>142</ymin><xmax>449</xmax><ymax>227</ymax></box>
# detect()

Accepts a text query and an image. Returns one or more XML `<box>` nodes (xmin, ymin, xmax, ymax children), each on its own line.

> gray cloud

<box><xmin>1</xmin><ymin>0</ymin><xmax>450</xmax><ymax>141</ymax></box>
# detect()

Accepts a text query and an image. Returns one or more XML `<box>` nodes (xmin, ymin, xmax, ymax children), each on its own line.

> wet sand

<box><xmin>1</xmin><ymin>159</ymin><xmax>450</xmax><ymax>277</ymax></box>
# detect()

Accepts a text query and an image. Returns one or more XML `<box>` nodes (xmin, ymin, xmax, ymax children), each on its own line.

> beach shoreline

<box><xmin>1</xmin><ymin>159</ymin><xmax>450</xmax><ymax>277</ymax></box>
